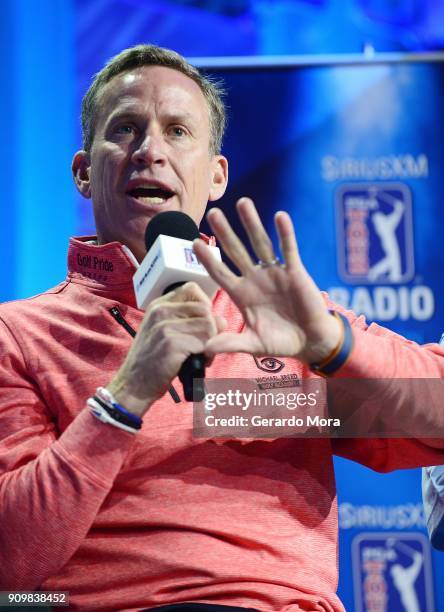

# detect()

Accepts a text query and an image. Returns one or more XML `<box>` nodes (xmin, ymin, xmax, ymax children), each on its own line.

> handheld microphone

<box><xmin>132</xmin><ymin>211</ymin><xmax>221</xmax><ymax>401</ymax></box>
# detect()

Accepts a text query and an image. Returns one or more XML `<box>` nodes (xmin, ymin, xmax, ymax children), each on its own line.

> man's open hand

<box><xmin>193</xmin><ymin>197</ymin><xmax>341</xmax><ymax>365</ymax></box>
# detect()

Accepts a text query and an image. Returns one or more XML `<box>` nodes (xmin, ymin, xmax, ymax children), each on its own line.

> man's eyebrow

<box><xmin>106</xmin><ymin>107</ymin><xmax>199</xmax><ymax>126</ymax></box>
<box><xmin>164</xmin><ymin>111</ymin><xmax>197</xmax><ymax>124</ymax></box>
<box><xmin>106</xmin><ymin>107</ymin><xmax>143</xmax><ymax>123</ymax></box>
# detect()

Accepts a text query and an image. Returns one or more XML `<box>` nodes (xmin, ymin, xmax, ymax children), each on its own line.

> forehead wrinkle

<box><xmin>108</xmin><ymin>68</ymin><xmax>203</xmax><ymax>105</ymax></box>
<box><xmin>94</xmin><ymin>66</ymin><xmax>211</xmax><ymax>144</ymax></box>
<box><xmin>106</xmin><ymin>102</ymin><xmax>146</xmax><ymax>122</ymax></box>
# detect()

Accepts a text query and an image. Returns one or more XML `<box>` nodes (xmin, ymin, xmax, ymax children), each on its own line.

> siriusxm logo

<box><xmin>336</xmin><ymin>183</ymin><xmax>414</xmax><ymax>285</ymax></box>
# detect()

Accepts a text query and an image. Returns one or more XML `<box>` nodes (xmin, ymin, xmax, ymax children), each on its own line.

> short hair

<box><xmin>81</xmin><ymin>44</ymin><xmax>226</xmax><ymax>155</ymax></box>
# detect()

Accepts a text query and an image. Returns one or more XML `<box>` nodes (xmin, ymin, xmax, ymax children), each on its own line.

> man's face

<box><xmin>72</xmin><ymin>65</ymin><xmax>228</xmax><ymax>261</ymax></box>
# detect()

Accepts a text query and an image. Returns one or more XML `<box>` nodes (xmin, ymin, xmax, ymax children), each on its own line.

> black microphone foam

<box><xmin>144</xmin><ymin>210</ymin><xmax>205</xmax><ymax>402</ymax></box>
<box><xmin>145</xmin><ymin>211</ymin><xmax>200</xmax><ymax>252</ymax></box>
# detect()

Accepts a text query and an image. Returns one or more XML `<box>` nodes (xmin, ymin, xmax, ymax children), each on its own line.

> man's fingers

<box><xmin>204</xmin><ymin>329</ymin><xmax>260</xmax><ymax>357</ymax></box>
<box><xmin>215</xmin><ymin>315</ymin><xmax>228</xmax><ymax>334</ymax></box>
<box><xmin>205</xmin><ymin>207</ymin><xmax>254</xmax><ymax>274</ymax></box>
<box><xmin>141</xmin><ymin>315</ymin><xmax>220</xmax><ymax>360</ymax></box>
<box><xmin>193</xmin><ymin>238</ymin><xmax>239</xmax><ymax>292</ymax></box>
<box><xmin>150</xmin><ymin>281</ymin><xmax>212</xmax><ymax>306</ymax></box>
<box><xmin>236</xmin><ymin>198</ymin><xmax>276</xmax><ymax>265</ymax></box>
<box><xmin>161</xmin><ymin>316</ymin><xmax>218</xmax><ymax>340</ymax></box>
<box><xmin>147</xmin><ymin>301</ymin><xmax>212</xmax><ymax>326</ymax></box>
<box><xmin>275</xmin><ymin>211</ymin><xmax>301</xmax><ymax>271</ymax></box>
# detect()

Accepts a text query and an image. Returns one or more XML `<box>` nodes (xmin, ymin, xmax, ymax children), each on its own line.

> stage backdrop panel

<box><xmin>199</xmin><ymin>54</ymin><xmax>444</xmax><ymax>612</ymax></box>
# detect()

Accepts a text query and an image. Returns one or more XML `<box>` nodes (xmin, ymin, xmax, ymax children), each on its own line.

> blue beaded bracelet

<box><xmin>310</xmin><ymin>311</ymin><xmax>354</xmax><ymax>376</ymax></box>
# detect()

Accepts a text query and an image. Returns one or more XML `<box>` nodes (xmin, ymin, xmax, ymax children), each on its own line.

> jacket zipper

<box><xmin>109</xmin><ymin>306</ymin><xmax>181</xmax><ymax>404</ymax></box>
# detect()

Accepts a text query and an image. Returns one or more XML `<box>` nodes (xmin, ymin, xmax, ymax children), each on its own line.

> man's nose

<box><xmin>131</xmin><ymin>133</ymin><xmax>166</xmax><ymax>166</ymax></box>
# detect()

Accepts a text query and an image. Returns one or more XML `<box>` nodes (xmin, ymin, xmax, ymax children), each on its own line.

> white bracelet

<box><xmin>96</xmin><ymin>386</ymin><xmax>116</xmax><ymax>405</ymax></box>
<box><xmin>87</xmin><ymin>397</ymin><xmax>139</xmax><ymax>434</ymax></box>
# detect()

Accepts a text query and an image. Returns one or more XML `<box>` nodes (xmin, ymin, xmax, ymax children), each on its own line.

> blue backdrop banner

<box><xmin>199</xmin><ymin>55</ymin><xmax>444</xmax><ymax>611</ymax></box>
<box><xmin>199</xmin><ymin>56</ymin><xmax>444</xmax><ymax>346</ymax></box>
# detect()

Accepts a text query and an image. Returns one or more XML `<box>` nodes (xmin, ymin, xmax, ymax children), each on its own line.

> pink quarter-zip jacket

<box><xmin>0</xmin><ymin>237</ymin><xmax>443</xmax><ymax>611</ymax></box>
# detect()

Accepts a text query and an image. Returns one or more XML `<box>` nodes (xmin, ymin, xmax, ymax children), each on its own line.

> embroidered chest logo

<box><xmin>253</xmin><ymin>356</ymin><xmax>301</xmax><ymax>390</ymax></box>
<box><xmin>253</xmin><ymin>355</ymin><xmax>285</xmax><ymax>373</ymax></box>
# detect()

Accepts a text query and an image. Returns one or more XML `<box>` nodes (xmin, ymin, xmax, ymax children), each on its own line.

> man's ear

<box><xmin>208</xmin><ymin>155</ymin><xmax>228</xmax><ymax>202</ymax></box>
<box><xmin>72</xmin><ymin>150</ymin><xmax>92</xmax><ymax>199</ymax></box>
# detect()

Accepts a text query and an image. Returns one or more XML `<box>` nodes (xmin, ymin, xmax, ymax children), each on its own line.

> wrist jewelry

<box><xmin>310</xmin><ymin>310</ymin><xmax>354</xmax><ymax>376</ymax></box>
<box><xmin>87</xmin><ymin>386</ymin><xmax>143</xmax><ymax>433</ymax></box>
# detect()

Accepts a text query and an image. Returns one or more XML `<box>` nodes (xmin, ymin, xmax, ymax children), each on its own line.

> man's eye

<box><xmin>170</xmin><ymin>126</ymin><xmax>186</xmax><ymax>137</ymax></box>
<box><xmin>116</xmin><ymin>125</ymin><xmax>135</xmax><ymax>134</ymax></box>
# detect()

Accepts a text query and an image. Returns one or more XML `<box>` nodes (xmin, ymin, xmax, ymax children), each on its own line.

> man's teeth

<box><xmin>138</xmin><ymin>195</ymin><xmax>167</xmax><ymax>204</ymax></box>
<box><xmin>129</xmin><ymin>187</ymin><xmax>172</xmax><ymax>204</ymax></box>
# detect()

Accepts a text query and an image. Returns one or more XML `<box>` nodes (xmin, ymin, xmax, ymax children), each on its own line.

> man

<box><xmin>423</xmin><ymin>334</ymin><xmax>444</xmax><ymax>551</ymax></box>
<box><xmin>0</xmin><ymin>44</ymin><xmax>443</xmax><ymax>612</ymax></box>
<box><xmin>423</xmin><ymin>465</ymin><xmax>444</xmax><ymax>550</ymax></box>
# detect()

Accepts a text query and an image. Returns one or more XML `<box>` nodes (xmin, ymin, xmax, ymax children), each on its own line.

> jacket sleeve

<box><xmin>327</xmin><ymin>298</ymin><xmax>444</xmax><ymax>470</ymax></box>
<box><xmin>422</xmin><ymin>466</ymin><xmax>444</xmax><ymax>550</ymax></box>
<box><xmin>0</xmin><ymin>317</ymin><xmax>135</xmax><ymax>590</ymax></box>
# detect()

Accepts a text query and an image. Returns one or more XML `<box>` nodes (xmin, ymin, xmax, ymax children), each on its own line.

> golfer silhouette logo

<box><xmin>368</xmin><ymin>198</ymin><xmax>405</xmax><ymax>282</ymax></box>
<box><xmin>336</xmin><ymin>183</ymin><xmax>414</xmax><ymax>284</ymax></box>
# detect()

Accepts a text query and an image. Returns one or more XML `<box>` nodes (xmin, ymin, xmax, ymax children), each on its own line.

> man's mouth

<box><xmin>127</xmin><ymin>186</ymin><xmax>175</xmax><ymax>205</ymax></box>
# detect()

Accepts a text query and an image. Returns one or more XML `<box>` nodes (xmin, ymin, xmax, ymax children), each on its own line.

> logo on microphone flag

<box><xmin>184</xmin><ymin>247</ymin><xmax>199</xmax><ymax>267</ymax></box>
<box><xmin>336</xmin><ymin>183</ymin><xmax>414</xmax><ymax>285</ymax></box>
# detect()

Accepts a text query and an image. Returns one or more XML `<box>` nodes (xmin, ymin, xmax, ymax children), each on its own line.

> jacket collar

<box><xmin>67</xmin><ymin>234</ymin><xmax>215</xmax><ymax>304</ymax></box>
<box><xmin>67</xmin><ymin>236</ymin><xmax>139</xmax><ymax>288</ymax></box>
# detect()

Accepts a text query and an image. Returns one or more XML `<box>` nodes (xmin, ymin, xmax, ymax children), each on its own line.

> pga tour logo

<box><xmin>352</xmin><ymin>532</ymin><xmax>434</xmax><ymax>612</ymax></box>
<box><xmin>336</xmin><ymin>183</ymin><xmax>414</xmax><ymax>284</ymax></box>
<box><xmin>184</xmin><ymin>247</ymin><xmax>200</xmax><ymax>266</ymax></box>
